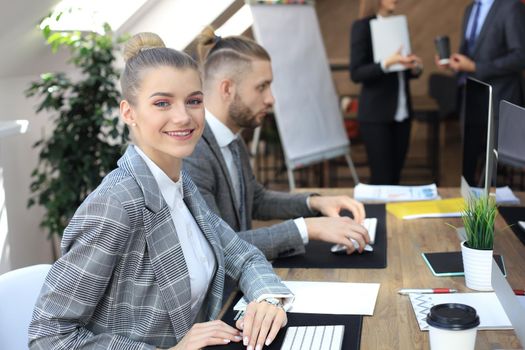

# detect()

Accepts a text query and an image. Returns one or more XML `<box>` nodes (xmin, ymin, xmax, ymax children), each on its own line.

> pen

<box><xmin>398</xmin><ymin>288</ymin><xmax>458</xmax><ymax>295</ymax></box>
<box><xmin>513</xmin><ymin>289</ymin><xmax>525</xmax><ymax>296</ymax></box>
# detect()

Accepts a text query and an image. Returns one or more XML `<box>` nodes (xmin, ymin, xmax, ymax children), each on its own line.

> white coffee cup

<box><xmin>426</xmin><ymin>303</ymin><xmax>480</xmax><ymax>350</ymax></box>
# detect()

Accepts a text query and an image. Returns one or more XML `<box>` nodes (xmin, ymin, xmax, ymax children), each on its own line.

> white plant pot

<box><xmin>461</xmin><ymin>241</ymin><xmax>493</xmax><ymax>291</ymax></box>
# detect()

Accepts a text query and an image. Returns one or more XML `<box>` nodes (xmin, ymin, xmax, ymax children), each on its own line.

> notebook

<box><xmin>369</xmin><ymin>15</ymin><xmax>411</xmax><ymax>72</ymax></box>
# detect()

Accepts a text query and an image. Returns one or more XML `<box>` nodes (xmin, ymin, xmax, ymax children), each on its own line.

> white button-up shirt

<box><xmin>135</xmin><ymin>146</ymin><xmax>216</xmax><ymax>322</ymax></box>
<box><xmin>377</xmin><ymin>14</ymin><xmax>409</xmax><ymax>122</ymax></box>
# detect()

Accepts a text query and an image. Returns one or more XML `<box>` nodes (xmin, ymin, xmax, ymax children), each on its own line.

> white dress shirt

<box><xmin>206</xmin><ymin>110</ymin><xmax>310</xmax><ymax>244</ymax></box>
<box><xmin>377</xmin><ymin>15</ymin><xmax>409</xmax><ymax>122</ymax></box>
<box><xmin>135</xmin><ymin>146</ymin><xmax>216</xmax><ymax>322</ymax></box>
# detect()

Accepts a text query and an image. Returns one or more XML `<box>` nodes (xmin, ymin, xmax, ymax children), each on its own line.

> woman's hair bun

<box><xmin>123</xmin><ymin>32</ymin><xmax>166</xmax><ymax>63</ymax></box>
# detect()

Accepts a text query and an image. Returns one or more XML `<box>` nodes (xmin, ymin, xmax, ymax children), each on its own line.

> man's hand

<box><xmin>305</xmin><ymin>216</ymin><xmax>370</xmax><ymax>254</ymax></box>
<box><xmin>236</xmin><ymin>300</ymin><xmax>287</xmax><ymax>350</ymax></box>
<box><xmin>449</xmin><ymin>53</ymin><xmax>476</xmax><ymax>73</ymax></box>
<box><xmin>170</xmin><ymin>320</ymin><xmax>242</xmax><ymax>349</ymax></box>
<box><xmin>308</xmin><ymin>195</ymin><xmax>366</xmax><ymax>223</ymax></box>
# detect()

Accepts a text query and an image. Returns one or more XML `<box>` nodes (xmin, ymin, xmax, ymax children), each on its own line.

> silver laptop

<box><xmin>492</xmin><ymin>259</ymin><xmax>525</xmax><ymax>347</ymax></box>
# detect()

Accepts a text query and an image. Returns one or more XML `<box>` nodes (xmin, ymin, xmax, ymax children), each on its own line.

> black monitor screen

<box><xmin>462</xmin><ymin>78</ymin><xmax>493</xmax><ymax>193</ymax></box>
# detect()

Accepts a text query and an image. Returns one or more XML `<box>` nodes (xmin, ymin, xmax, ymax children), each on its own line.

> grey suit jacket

<box><xmin>460</xmin><ymin>0</ymin><xmax>525</xmax><ymax>109</ymax></box>
<box><xmin>29</xmin><ymin>146</ymin><xmax>290</xmax><ymax>350</ymax></box>
<box><xmin>183</xmin><ymin>123</ymin><xmax>316</xmax><ymax>260</ymax></box>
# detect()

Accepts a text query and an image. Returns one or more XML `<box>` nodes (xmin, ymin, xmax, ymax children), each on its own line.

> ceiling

<box><xmin>0</xmin><ymin>0</ymin><xmax>74</xmax><ymax>79</ymax></box>
<box><xmin>0</xmin><ymin>0</ymin><xmax>245</xmax><ymax>80</ymax></box>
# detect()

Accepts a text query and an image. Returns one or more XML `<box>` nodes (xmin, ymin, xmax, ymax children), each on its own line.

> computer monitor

<box><xmin>497</xmin><ymin>100</ymin><xmax>525</xmax><ymax>169</ymax></box>
<box><xmin>460</xmin><ymin>77</ymin><xmax>495</xmax><ymax>199</ymax></box>
<box><xmin>490</xmin><ymin>99</ymin><xmax>525</xmax><ymax>347</ymax></box>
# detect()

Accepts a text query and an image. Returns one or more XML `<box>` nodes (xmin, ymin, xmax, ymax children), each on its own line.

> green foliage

<box><xmin>26</xmin><ymin>21</ymin><xmax>128</xmax><ymax>237</ymax></box>
<box><xmin>462</xmin><ymin>195</ymin><xmax>497</xmax><ymax>250</ymax></box>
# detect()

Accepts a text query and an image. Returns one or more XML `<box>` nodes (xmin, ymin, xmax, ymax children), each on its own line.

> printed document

<box><xmin>354</xmin><ymin>183</ymin><xmax>438</xmax><ymax>202</ymax></box>
<box><xmin>234</xmin><ymin>281</ymin><xmax>380</xmax><ymax>315</ymax></box>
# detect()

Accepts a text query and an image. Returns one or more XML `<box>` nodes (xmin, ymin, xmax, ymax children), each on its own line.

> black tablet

<box><xmin>421</xmin><ymin>251</ymin><xmax>506</xmax><ymax>277</ymax></box>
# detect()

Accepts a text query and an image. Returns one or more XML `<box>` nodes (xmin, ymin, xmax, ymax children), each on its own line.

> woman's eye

<box><xmin>154</xmin><ymin>101</ymin><xmax>170</xmax><ymax>108</ymax></box>
<box><xmin>187</xmin><ymin>98</ymin><xmax>203</xmax><ymax>106</ymax></box>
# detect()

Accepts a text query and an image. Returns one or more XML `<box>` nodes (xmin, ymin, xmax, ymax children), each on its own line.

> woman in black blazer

<box><xmin>350</xmin><ymin>0</ymin><xmax>422</xmax><ymax>184</ymax></box>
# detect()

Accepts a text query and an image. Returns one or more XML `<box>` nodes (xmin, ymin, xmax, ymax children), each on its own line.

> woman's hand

<box><xmin>384</xmin><ymin>47</ymin><xmax>422</xmax><ymax>70</ymax></box>
<box><xmin>236</xmin><ymin>300</ymin><xmax>287</xmax><ymax>350</ymax></box>
<box><xmin>169</xmin><ymin>320</ymin><xmax>242</xmax><ymax>350</ymax></box>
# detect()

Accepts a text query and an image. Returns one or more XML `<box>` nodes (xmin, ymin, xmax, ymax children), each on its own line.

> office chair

<box><xmin>0</xmin><ymin>264</ymin><xmax>52</xmax><ymax>349</ymax></box>
<box><xmin>428</xmin><ymin>73</ymin><xmax>458</xmax><ymax>119</ymax></box>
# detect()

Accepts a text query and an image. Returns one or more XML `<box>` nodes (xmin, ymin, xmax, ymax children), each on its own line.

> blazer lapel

<box><xmin>202</xmin><ymin>124</ymin><xmax>243</xmax><ymax>227</ymax></box>
<box><xmin>472</xmin><ymin>0</ymin><xmax>501</xmax><ymax>57</ymax></box>
<box><xmin>460</xmin><ymin>3</ymin><xmax>474</xmax><ymax>54</ymax></box>
<box><xmin>119</xmin><ymin>146</ymin><xmax>193</xmax><ymax>342</ymax></box>
<box><xmin>181</xmin><ymin>172</ymin><xmax>225</xmax><ymax>320</ymax></box>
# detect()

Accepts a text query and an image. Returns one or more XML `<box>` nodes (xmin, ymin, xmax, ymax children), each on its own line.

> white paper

<box><xmin>354</xmin><ymin>183</ymin><xmax>438</xmax><ymax>202</ymax></box>
<box><xmin>234</xmin><ymin>281</ymin><xmax>380</xmax><ymax>315</ymax></box>
<box><xmin>469</xmin><ymin>186</ymin><xmax>520</xmax><ymax>204</ymax></box>
<box><xmin>408</xmin><ymin>292</ymin><xmax>512</xmax><ymax>331</ymax></box>
<box><xmin>370</xmin><ymin>15</ymin><xmax>411</xmax><ymax>72</ymax></box>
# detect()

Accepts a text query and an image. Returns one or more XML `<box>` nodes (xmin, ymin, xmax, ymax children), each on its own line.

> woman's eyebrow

<box><xmin>188</xmin><ymin>91</ymin><xmax>203</xmax><ymax>97</ymax></box>
<box><xmin>149</xmin><ymin>92</ymin><xmax>174</xmax><ymax>98</ymax></box>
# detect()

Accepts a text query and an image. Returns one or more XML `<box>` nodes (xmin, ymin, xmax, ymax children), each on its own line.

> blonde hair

<box><xmin>196</xmin><ymin>27</ymin><xmax>270</xmax><ymax>90</ymax></box>
<box><xmin>120</xmin><ymin>32</ymin><xmax>198</xmax><ymax>105</ymax></box>
<box><xmin>359</xmin><ymin>0</ymin><xmax>382</xmax><ymax>18</ymax></box>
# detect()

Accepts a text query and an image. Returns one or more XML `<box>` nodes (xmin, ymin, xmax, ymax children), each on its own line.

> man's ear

<box><xmin>120</xmin><ymin>100</ymin><xmax>136</xmax><ymax>126</ymax></box>
<box><xmin>219</xmin><ymin>78</ymin><xmax>236</xmax><ymax>103</ymax></box>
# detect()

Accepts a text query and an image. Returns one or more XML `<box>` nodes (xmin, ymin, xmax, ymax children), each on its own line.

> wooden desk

<box><xmin>255</xmin><ymin>188</ymin><xmax>525</xmax><ymax>349</ymax></box>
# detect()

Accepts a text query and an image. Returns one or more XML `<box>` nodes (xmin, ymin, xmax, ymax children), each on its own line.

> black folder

<box><xmin>272</xmin><ymin>204</ymin><xmax>387</xmax><ymax>269</ymax></box>
<box><xmin>206</xmin><ymin>293</ymin><xmax>363</xmax><ymax>350</ymax></box>
<box><xmin>498</xmin><ymin>206</ymin><xmax>525</xmax><ymax>245</ymax></box>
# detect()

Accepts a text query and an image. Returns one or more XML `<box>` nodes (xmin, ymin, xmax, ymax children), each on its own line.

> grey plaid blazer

<box><xmin>183</xmin><ymin>122</ymin><xmax>316</xmax><ymax>260</ymax></box>
<box><xmin>29</xmin><ymin>146</ymin><xmax>290</xmax><ymax>350</ymax></box>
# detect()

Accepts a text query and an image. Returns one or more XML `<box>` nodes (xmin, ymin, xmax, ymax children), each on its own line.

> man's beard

<box><xmin>228</xmin><ymin>93</ymin><xmax>262</xmax><ymax>130</ymax></box>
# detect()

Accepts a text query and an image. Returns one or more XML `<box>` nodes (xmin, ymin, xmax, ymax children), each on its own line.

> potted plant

<box><xmin>461</xmin><ymin>194</ymin><xmax>497</xmax><ymax>291</ymax></box>
<box><xmin>26</xmin><ymin>18</ymin><xmax>128</xmax><ymax>258</ymax></box>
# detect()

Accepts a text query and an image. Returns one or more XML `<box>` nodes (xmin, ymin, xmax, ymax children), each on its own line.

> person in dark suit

<box><xmin>350</xmin><ymin>0</ymin><xmax>422</xmax><ymax>185</ymax></box>
<box><xmin>439</xmin><ymin>0</ymin><xmax>525</xmax><ymax>116</ymax></box>
<box><xmin>29</xmin><ymin>32</ymin><xmax>291</xmax><ymax>350</ymax></box>
<box><xmin>183</xmin><ymin>27</ymin><xmax>370</xmax><ymax>260</ymax></box>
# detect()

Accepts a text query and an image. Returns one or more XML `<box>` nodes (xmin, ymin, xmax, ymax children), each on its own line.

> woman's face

<box><xmin>122</xmin><ymin>66</ymin><xmax>204</xmax><ymax>174</ymax></box>
<box><xmin>379</xmin><ymin>0</ymin><xmax>398</xmax><ymax>14</ymax></box>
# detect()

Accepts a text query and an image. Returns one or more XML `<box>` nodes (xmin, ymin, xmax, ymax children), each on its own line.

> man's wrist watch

<box><xmin>262</xmin><ymin>297</ymin><xmax>284</xmax><ymax>309</ymax></box>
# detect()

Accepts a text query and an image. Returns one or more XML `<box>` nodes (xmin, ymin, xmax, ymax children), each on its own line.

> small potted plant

<box><xmin>461</xmin><ymin>195</ymin><xmax>497</xmax><ymax>291</ymax></box>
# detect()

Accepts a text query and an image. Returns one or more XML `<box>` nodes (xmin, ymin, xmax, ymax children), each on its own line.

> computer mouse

<box><xmin>330</xmin><ymin>241</ymin><xmax>373</xmax><ymax>255</ymax></box>
<box><xmin>518</xmin><ymin>221</ymin><xmax>525</xmax><ymax>232</ymax></box>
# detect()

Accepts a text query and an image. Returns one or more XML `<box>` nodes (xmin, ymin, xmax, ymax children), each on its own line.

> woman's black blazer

<box><xmin>350</xmin><ymin>15</ymin><xmax>419</xmax><ymax>123</ymax></box>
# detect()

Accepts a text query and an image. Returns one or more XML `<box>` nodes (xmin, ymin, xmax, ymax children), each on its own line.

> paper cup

<box><xmin>434</xmin><ymin>36</ymin><xmax>451</xmax><ymax>65</ymax></box>
<box><xmin>427</xmin><ymin>303</ymin><xmax>479</xmax><ymax>350</ymax></box>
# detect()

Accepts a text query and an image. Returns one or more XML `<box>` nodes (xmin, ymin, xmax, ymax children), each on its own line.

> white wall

<box><xmin>0</xmin><ymin>76</ymin><xmax>55</xmax><ymax>274</ymax></box>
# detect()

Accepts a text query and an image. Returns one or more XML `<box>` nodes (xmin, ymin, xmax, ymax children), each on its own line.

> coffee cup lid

<box><xmin>426</xmin><ymin>303</ymin><xmax>480</xmax><ymax>330</ymax></box>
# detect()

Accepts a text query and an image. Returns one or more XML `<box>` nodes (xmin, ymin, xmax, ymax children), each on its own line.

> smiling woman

<box><xmin>27</xmin><ymin>32</ymin><xmax>292</xmax><ymax>350</ymax></box>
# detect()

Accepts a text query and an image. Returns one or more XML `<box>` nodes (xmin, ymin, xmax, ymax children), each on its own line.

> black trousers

<box><xmin>359</xmin><ymin>119</ymin><xmax>412</xmax><ymax>185</ymax></box>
